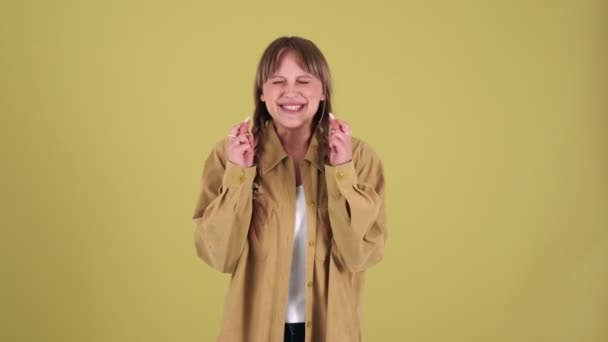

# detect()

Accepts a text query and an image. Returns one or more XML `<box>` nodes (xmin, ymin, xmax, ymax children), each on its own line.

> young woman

<box><xmin>192</xmin><ymin>36</ymin><xmax>387</xmax><ymax>342</ymax></box>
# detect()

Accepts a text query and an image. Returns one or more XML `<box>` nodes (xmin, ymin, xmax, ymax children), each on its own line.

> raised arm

<box><xmin>325</xmin><ymin>139</ymin><xmax>387</xmax><ymax>273</ymax></box>
<box><xmin>192</xmin><ymin>120</ymin><xmax>257</xmax><ymax>273</ymax></box>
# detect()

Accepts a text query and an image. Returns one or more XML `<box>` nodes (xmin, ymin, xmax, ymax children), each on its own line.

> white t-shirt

<box><xmin>285</xmin><ymin>185</ymin><xmax>307</xmax><ymax>323</ymax></box>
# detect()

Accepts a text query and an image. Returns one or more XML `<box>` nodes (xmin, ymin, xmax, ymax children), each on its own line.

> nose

<box><xmin>282</xmin><ymin>82</ymin><xmax>300</xmax><ymax>98</ymax></box>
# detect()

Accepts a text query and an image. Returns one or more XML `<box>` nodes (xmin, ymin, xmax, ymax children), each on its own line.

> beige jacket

<box><xmin>192</xmin><ymin>122</ymin><xmax>387</xmax><ymax>342</ymax></box>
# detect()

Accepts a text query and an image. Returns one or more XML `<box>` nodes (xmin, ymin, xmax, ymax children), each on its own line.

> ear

<box><xmin>260</xmin><ymin>93</ymin><xmax>265</xmax><ymax>102</ymax></box>
<box><xmin>320</xmin><ymin>92</ymin><xmax>326</xmax><ymax>101</ymax></box>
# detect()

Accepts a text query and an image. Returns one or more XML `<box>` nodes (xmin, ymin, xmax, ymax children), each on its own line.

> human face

<box><xmin>260</xmin><ymin>51</ymin><xmax>326</xmax><ymax>134</ymax></box>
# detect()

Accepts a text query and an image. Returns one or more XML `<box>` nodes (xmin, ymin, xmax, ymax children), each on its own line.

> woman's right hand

<box><xmin>226</xmin><ymin>117</ymin><xmax>255</xmax><ymax>168</ymax></box>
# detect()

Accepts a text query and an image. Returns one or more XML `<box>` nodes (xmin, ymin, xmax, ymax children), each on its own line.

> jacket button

<box><xmin>336</xmin><ymin>171</ymin><xmax>344</xmax><ymax>180</ymax></box>
<box><xmin>308</xmin><ymin>240</ymin><xmax>315</xmax><ymax>247</ymax></box>
<box><xmin>307</xmin><ymin>281</ymin><xmax>312</xmax><ymax>288</ymax></box>
<box><xmin>239</xmin><ymin>175</ymin><xmax>245</xmax><ymax>183</ymax></box>
<box><xmin>307</xmin><ymin>200</ymin><xmax>315</xmax><ymax>207</ymax></box>
<box><xmin>306</xmin><ymin>321</ymin><xmax>312</xmax><ymax>328</ymax></box>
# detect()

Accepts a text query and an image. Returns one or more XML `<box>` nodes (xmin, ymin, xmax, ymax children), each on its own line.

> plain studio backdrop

<box><xmin>1</xmin><ymin>1</ymin><xmax>606</xmax><ymax>341</ymax></box>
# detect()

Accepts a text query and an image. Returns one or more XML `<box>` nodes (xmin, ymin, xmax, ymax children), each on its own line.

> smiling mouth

<box><xmin>279</xmin><ymin>104</ymin><xmax>307</xmax><ymax>113</ymax></box>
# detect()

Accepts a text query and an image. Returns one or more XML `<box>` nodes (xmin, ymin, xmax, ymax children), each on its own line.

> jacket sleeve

<box><xmin>192</xmin><ymin>139</ymin><xmax>257</xmax><ymax>274</ymax></box>
<box><xmin>324</xmin><ymin>141</ymin><xmax>387</xmax><ymax>273</ymax></box>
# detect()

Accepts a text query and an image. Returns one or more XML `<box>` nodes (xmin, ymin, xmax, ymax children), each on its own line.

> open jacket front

<box><xmin>192</xmin><ymin>122</ymin><xmax>387</xmax><ymax>342</ymax></box>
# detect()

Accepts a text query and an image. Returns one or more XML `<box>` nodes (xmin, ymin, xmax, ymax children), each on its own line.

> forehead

<box><xmin>269</xmin><ymin>50</ymin><xmax>314</xmax><ymax>76</ymax></box>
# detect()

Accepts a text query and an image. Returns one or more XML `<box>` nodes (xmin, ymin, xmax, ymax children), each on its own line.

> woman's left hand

<box><xmin>328</xmin><ymin>113</ymin><xmax>353</xmax><ymax>166</ymax></box>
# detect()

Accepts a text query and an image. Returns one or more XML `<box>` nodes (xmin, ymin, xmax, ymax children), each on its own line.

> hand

<box><xmin>226</xmin><ymin>117</ymin><xmax>255</xmax><ymax>168</ymax></box>
<box><xmin>328</xmin><ymin>113</ymin><xmax>352</xmax><ymax>166</ymax></box>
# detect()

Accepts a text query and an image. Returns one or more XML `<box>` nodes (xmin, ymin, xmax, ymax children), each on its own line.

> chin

<box><xmin>273</xmin><ymin>114</ymin><xmax>314</xmax><ymax>131</ymax></box>
<box><xmin>270</xmin><ymin>108</ymin><xmax>314</xmax><ymax>128</ymax></box>
<box><xmin>276</xmin><ymin>118</ymin><xmax>308</xmax><ymax>130</ymax></box>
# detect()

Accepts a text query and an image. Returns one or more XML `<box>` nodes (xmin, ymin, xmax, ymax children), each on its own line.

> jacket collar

<box><xmin>261</xmin><ymin>121</ymin><xmax>324</xmax><ymax>175</ymax></box>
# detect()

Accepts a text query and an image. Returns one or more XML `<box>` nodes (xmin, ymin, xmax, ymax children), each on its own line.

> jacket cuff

<box><xmin>223</xmin><ymin>162</ymin><xmax>257</xmax><ymax>190</ymax></box>
<box><xmin>324</xmin><ymin>161</ymin><xmax>357</xmax><ymax>198</ymax></box>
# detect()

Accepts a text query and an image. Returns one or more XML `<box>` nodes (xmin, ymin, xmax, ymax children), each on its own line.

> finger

<box><xmin>239</xmin><ymin>134</ymin><xmax>251</xmax><ymax>146</ymax></box>
<box><xmin>234</xmin><ymin>143</ymin><xmax>252</xmax><ymax>156</ymax></box>
<box><xmin>328</xmin><ymin>113</ymin><xmax>341</xmax><ymax>131</ymax></box>
<box><xmin>238</xmin><ymin>117</ymin><xmax>251</xmax><ymax>135</ymax></box>
<box><xmin>328</xmin><ymin>136</ymin><xmax>341</xmax><ymax>153</ymax></box>
<box><xmin>246</xmin><ymin>131</ymin><xmax>255</xmax><ymax>148</ymax></box>
<box><xmin>229</xmin><ymin>124</ymin><xmax>241</xmax><ymax>138</ymax></box>
<box><xmin>229</xmin><ymin>140</ymin><xmax>252</xmax><ymax>154</ymax></box>
<box><xmin>228</xmin><ymin>135</ymin><xmax>249</xmax><ymax>149</ymax></box>
<box><xmin>238</xmin><ymin>122</ymin><xmax>248</xmax><ymax>135</ymax></box>
<box><xmin>336</xmin><ymin>120</ymin><xmax>351</xmax><ymax>135</ymax></box>
<box><xmin>235</xmin><ymin>133</ymin><xmax>249</xmax><ymax>147</ymax></box>
<box><xmin>330</xmin><ymin>139</ymin><xmax>345</xmax><ymax>157</ymax></box>
<box><xmin>329</xmin><ymin>113</ymin><xmax>351</xmax><ymax>135</ymax></box>
<box><xmin>329</xmin><ymin>130</ymin><xmax>349</xmax><ymax>144</ymax></box>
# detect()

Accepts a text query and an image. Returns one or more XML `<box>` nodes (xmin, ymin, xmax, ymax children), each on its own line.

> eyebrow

<box><xmin>268</xmin><ymin>74</ymin><xmax>314</xmax><ymax>79</ymax></box>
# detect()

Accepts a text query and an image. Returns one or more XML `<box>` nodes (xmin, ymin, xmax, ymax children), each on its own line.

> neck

<box><xmin>273</xmin><ymin>123</ymin><xmax>312</xmax><ymax>160</ymax></box>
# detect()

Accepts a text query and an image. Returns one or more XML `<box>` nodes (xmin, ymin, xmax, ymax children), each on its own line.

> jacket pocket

<box><xmin>315</xmin><ymin>207</ymin><xmax>333</xmax><ymax>263</ymax></box>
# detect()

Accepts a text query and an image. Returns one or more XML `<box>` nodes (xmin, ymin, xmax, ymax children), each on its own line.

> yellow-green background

<box><xmin>1</xmin><ymin>0</ymin><xmax>606</xmax><ymax>341</ymax></box>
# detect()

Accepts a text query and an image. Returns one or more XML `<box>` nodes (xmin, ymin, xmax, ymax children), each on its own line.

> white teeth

<box><xmin>281</xmin><ymin>104</ymin><xmax>304</xmax><ymax>111</ymax></box>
